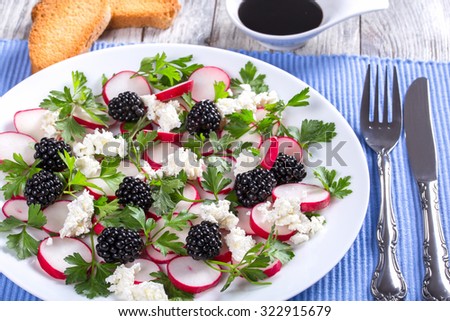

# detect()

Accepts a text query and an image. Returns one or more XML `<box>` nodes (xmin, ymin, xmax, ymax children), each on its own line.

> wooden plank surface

<box><xmin>0</xmin><ymin>0</ymin><xmax>449</xmax><ymax>62</ymax></box>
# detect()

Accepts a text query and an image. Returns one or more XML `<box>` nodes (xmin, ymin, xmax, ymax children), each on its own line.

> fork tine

<box><xmin>391</xmin><ymin>66</ymin><xmax>402</xmax><ymax>126</ymax></box>
<box><xmin>360</xmin><ymin>64</ymin><xmax>371</xmax><ymax>128</ymax></box>
<box><xmin>382</xmin><ymin>68</ymin><xmax>389</xmax><ymax>123</ymax></box>
<box><xmin>374</xmin><ymin>66</ymin><xmax>380</xmax><ymax>123</ymax></box>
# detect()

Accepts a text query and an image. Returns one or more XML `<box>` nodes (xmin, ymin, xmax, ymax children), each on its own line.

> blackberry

<box><xmin>270</xmin><ymin>153</ymin><xmax>307</xmax><ymax>185</ymax></box>
<box><xmin>115</xmin><ymin>177</ymin><xmax>153</xmax><ymax>212</ymax></box>
<box><xmin>186</xmin><ymin>221</ymin><xmax>222</xmax><ymax>260</ymax></box>
<box><xmin>108</xmin><ymin>91</ymin><xmax>145</xmax><ymax>122</ymax></box>
<box><xmin>234</xmin><ymin>168</ymin><xmax>277</xmax><ymax>207</ymax></box>
<box><xmin>34</xmin><ymin>137</ymin><xmax>72</xmax><ymax>171</ymax></box>
<box><xmin>186</xmin><ymin>100</ymin><xmax>221</xmax><ymax>137</ymax></box>
<box><xmin>96</xmin><ymin>227</ymin><xmax>144</xmax><ymax>263</ymax></box>
<box><xmin>24</xmin><ymin>170</ymin><xmax>64</xmax><ymax>207</ymax></box>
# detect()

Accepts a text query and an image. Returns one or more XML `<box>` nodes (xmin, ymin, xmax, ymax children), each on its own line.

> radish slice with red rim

<box><xmin>188</xmin><ymin>66</ymin><xmax>230</xmax><ymax>102</ymax></box>
<box><xmin>102</xmin><ymin>70</ymin><xmax>151</xmax><ymax>104</ymax></box>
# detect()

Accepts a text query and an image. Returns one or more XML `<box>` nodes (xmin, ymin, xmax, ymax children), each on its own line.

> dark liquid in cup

<box><xmin>238</xmin><ymin>0</ymin><xmax>323</xmax><ymax>36</ymax></box>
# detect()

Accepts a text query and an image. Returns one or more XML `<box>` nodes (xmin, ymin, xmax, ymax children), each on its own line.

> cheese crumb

<box><xmin>199</xmin><ymin>200</ymin><xmax>238</xmax><ymax>230</ymax></box>
<box><xmin>74</xmin><ymin>156</ymin><xmax>101</xmax><ymax>178</ymax></box>
<box><xmin>161</xmin><ymin>147</ymin><xmax>204</xmax><ymax>180</ymax></box>
<box><xmin>41</xmin><ymin>110</ymin><xmax>60</xmax><ymax>138</ymax></box>
<box><xmin>225</xmin><ymin>227</ymin><xmax>255</xmax><ymax>262</ymax></box>
<box><xmin>106</xmin><ymin>263</ymin><xmax>168</xmax><ymax>301</ymax></box>
<box><xmin>73</xmin><ymin>129</ymin><xmax>127</xmax><ymax>158</ymax></box>
<box><xmin>59</xmin><ymin>190</ymin><xmax>94</xmax><ymax>238</ymax></box>
<box><xmin>142</xmin><ymin>94</ymin><xmax>182</xmax><ymax>132</ymax></box>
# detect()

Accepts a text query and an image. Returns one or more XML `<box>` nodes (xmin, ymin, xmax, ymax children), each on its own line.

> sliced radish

<box><xmin>156</xmin><ymin>131</ymin><xmax>182</xmax><ymax>144</ymax></box>
<box><xmin>277</xmin><ymin>136</ymin><xmax>303</xmax><ymax>162</ymax></box>
<box><xmin>260</xmin><ymin>136</ymin><xmax>279</xmax><ymax>170</ymax></box>
<box><xmin>102</xmin><ymin>70</ymin><xmax>152</xmax><ymax>104</ymax></box>
<box><xmin>42</xmin><ymin>200</ymin><xmax>71</xmax><ymax>234</ymax></box>
<box><xmin>155</xmin><ymin>80</ymin><xmax>194</xmax><ymax>101</ymax></box>
<box><xmin>13</xmin><ymin>108</ymin><xmax>47</xmax><ymax>140</ymax></box>
<box><xmin>235</xmin><ymin>130</ymin><xmax>263</xmax><ymax>149</ymax></box>
<box><xmin>92</xmin><ymin>215</ymin><xmax>105</xmax><ymax>235</ymax></box>
<box><xmin>72</xmin><ymin>107</ymin><xmax>115</xmax><ymax>130</ymax></box>
<box><xmin>263</xmin><ymin>259</ymin><xmax>282</xmax><ymax>278</ymax></box>
<box><xmin>188</xmin><ymin>66</ymin><xmax>230</xmax><ymax>102</ymax></box>
<box><xmin>144</xmin><ymin>142</ymin><xmax>180</xmax><ymax>169</ymax></box>
<box><xmin>236</xmin><ymin>206</ymin><xmax>255</xmax><ymax>235</ymax></box>
<box><xmin>174</xmin><ymin>183</ymin><xmax>200</xmax><ymax>214</ymax></box>
<box><xmin>167</xmin><ymin>256</ymin><xmax>222</xmax><ymax>293</ymax></box>
<box><xmin>37</xmin><ymin>237</ymin><xmax>92</xmax><ymax>280</ymax></box>
<box><xmin>272</xmin><ymin>183</ymin><xmax>331</xmax><ymax>212</ymax></box>
<box><xmin>186</xmin><ymin>202</ymin><xmax>203</xmax><ymax>225</ymax></box>
<box><xmin>198</xmin><ymin>156</ymin><xmax>235</xmax><ymax>194</ymax></box>
<box><xmin>214</xmin><ymin>239</ymin><xmax>232</xmax><ymax>263</ymax></box>
<box><xmin>125</xmin><ymin>258</ymin><xmax>161</xmax><ymax>284</ymax></box>
<box><xmin>2</xmin><ymin>198</ymin><xmax>29</xmax><ymax>222</ymax></box>
<box><xmin>250</xmin><ymin>203</ymin><xmax>296</xmax><ymax>241</ymax></box>
<box><xmin>0</xmin><ymin>131</ymin><xmax>36</xmax><ymax>165</ymax></box>
<box><xmin>146</xmin><ymin>244</ymin><xmax>178</xmax><ymax>264</ymax></box>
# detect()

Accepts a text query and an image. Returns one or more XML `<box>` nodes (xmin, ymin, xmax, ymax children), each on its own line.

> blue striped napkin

<box><xmin>1</xmin><ymin>40</ymin><xmax>450</xmax><ymax>301</ymax></box>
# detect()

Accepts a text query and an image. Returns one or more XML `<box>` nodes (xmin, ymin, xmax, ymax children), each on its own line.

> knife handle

<box><xmin>371</xmin><ymin>151</ymin><xmax>407</xmax><ymax>300</ymax></box>
<box><xmin>419</xmin><ymin>180</ymin><xmax>450</xmax><ymax>300</ymax></box>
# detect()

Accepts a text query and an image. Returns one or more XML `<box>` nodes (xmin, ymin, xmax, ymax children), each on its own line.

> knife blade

<box><xmin>404</xmin><ymin>78</ymin><xmax>437</xmax><ymax>182</ymax></box>
<box><xmin>404</xmin><ymin>77</ymin><xmax>450</xmax><ymax>300</ymax></box>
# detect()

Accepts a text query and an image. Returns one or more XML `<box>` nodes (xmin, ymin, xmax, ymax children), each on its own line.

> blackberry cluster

<box><xmin>24</xmin><ymin>170</ymin><xmax>64</xmax><ymax>207</ymax></box>
<box><xmin>108</xmin><ymin>91</ymin><xmax>145</xmax><ymax>122</ymax></box>
<box><xmin>270</xmin><ymin>153</ymin><xmax>307</xmax><ymax>185</ymax></box>
<box><xmin>115</xmin><ymin>177</ymin><xmax>153</xmax><ymax>212</ymax></box>
<box><xmin>186</xmin><ymin>100</ymin><xmax>221</xmax><ymax>137</ymax></box>
<box><xmin>34</xmin><ymin>137</ymin><xmax>72</xmax><ymax>172</ymax></box>
<box><xmin>186</xmin><ymin>221</ymin><xmax>222</xmax><ymax>260</ymax></box>
<box><xmin>96</xmin><ymin>227</ymin><xmax>144</xmax><ymax>263</ymax></box>
<box><xmin>234</xmin><ymin>168</ymin><xmax>277</xmax><ymax>207</ymax></box>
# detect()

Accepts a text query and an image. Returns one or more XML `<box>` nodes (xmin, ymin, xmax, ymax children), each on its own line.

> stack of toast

<box><xmin>29</xmin><ymin>0</ymin><xmax>181</xmax><ymax>73</ymax></box>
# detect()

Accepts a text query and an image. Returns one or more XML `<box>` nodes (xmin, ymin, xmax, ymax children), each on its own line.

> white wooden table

<box><xmin>1</xmin><ymin>0</ymin><xmax>449</xmax><ymax>62</ymax></box>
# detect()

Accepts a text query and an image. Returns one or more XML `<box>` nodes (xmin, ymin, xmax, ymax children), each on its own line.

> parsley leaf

<box><xmin>224</xmin><ymin>109</ymin><xmax>255</xmax><ymax>138</ymax></box>
<box><xmin>40</xmin><ymin>71</ymin><xmax>109</xmax><ymax>142</ymax></box>
<box><xmin>286</xmin><ymin>87</ymin><xmax>310</xmax><ymax>107</ymax></box>
<box><xmin>64</xmin><ymin>252</ymin><xmax>117</xmax><ymax>299</ymax></box>
<box><xmin>313</xmin><ymin>166</ymin><xmax>353</xmax><ymax>199</ymax></box>
<box><xmin>214</xmin><ymin>81</ymin><xmax>230</xmax><ymax>101</ymax></box>
<box><xmin>138</xmin><ymin>53</ymin><xmax>203</xmax><ymax>90</ymax></box>
<box><xmin>162</xmin><ymin>211</ymin><xmax>197</xmax><ymax>232</ymax></box>
<box><xmin>0</xmin><ymin>154</ymin><xmax>40</xmax><ymax>199</ymax></box>
<box><xmin>153</xmin><ymin>230</ymin><xmax>186</xmax><ymax>256</ymax></box>
<box><xmin>231</xmin><ymin>61</ymin><xmax>269</xmax><ymax>94</ymax></box>
<box><xmin>0</xmin><ymin>204</ymin><xmax>46</xmax><ymax>260</ymax></box>
<box><xmin>285</xmin><ymin>120</ymin><xmax>337</xmax><ymax>150</ymax></box>
<box><xmin>150</xmin><ymin>271</ymin><xmax>194</xmax><ymax>301</ymax></box>
<box><xmin>150</xmin><ymin>176</ymin><xmax>186</xmax><ymax>216</ymax></box>
<box><xmin>201</xmin><ymin>167</ymin><xmax>232</xmax><ymax>200</ymax></box>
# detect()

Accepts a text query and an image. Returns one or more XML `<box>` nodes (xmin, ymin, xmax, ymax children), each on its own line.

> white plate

<box><xmin>0</xmin><ymin>44</ymin><xmax>369</xmax><ymax>301</ymax></box>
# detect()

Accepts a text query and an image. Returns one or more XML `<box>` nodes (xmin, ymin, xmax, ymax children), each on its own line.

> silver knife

<box><xmin>404</xmin><ymin>77</ymin><xmax>450</xmax><ymax>300</ymax></box>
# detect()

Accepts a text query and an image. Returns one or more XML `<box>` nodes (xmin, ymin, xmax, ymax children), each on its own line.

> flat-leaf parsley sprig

<box><xmin>40</xmin><ymin>71</ymin><xmax>109</xmax><ymax>142</ymax></box>
<box><xmin>206</xmin><ymin>228</ymin><xmax>295</xmax><ymax>292</ymax></box>
<box><xmin>313</xmin><ymin>166</ymin><xmax>352</xmax><ymax>199</ymax></box>
<box><xmin>137</xmin><ymin>53</ymin><xmax>203</xmax><ymax>90</ymax></box>
<box><xmin>0</xmin><ymin>153</ymin><xmax>40</xmax><ymax>199</ymax></box>
<box><xmin>0</xmin><ymin>204</ymin><xmax>46</xmax><ymax>260</ymax></box>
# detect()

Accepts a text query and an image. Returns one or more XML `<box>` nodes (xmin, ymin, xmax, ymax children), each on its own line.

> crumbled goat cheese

<box><xmin>225</xmin><ymin>227</ymin><xmax>255</xmax><ymax>262</ymax></box>
<box><xmin>142</xmin><ymin>94</ymin><xmax>182</xmax><ymax>132</ymax></box>
<box><xmin>258</xmin><ymin>198</ymin><xmax>325</xmax><ymax>245</ymax></box>
<box><xmin>73</xmin><ymin>129</ymin><xmax>127</xmax><ymax>158</ymax></box>
<box><xmin>59</xmin><ymin>190</ymin><xmax>94</xmax><ymax>238</ymax></box>
<box><xmin>106</xmin><ymin>263</ymin><xmax>168</xmax><ymax>301</ymax></box>
<box><xmin>199</xmin><ymin>200</ymin><xmax>238</xmax><ymax>230</ymax></box>
<box><xmin>234</xmin><ymin>150</ymin><xmax>260</xmax><ymax>176</ymax></box>
<box><xmin>41</xmin><ymin>110</ymin><xmax>60</xmax><ymax>138</ymax></box>
<box><xmin>216</xmin><ymin>84</ymin><xmax>279</xmax><ymax>116</ymax></box>
<box><xmin>135</xmin><ymin>160</ymin><xmax>163</xmax><ymax>180</ymax></box>
<box><xmin>74</xmin><ymin>156</ymin><xmax>101</xmax><ymax>178</ymax></box>
<box><xmin>161</xmin><ymin>147</ymin><xmax>204</xmax><ymax>180</ymax></box>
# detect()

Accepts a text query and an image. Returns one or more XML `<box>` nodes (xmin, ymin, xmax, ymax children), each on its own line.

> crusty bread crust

<box><xmin>29</xmin><ymin>0</ymin><xmax>111</xmax><ymax>73</ymax></box>
<box><xmin>108</xmin><ymin>0</ymin><xmax>181</xmax><ymax>29</ymax></box>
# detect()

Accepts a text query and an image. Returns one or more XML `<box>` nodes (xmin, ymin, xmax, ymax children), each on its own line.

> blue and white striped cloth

<box><xmin>1</xmin><ymin>40</ymin><xmax>450</xmax><ymax>301</ymax></box>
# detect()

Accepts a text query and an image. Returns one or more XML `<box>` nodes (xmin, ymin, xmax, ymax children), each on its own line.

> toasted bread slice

<box><xmin>109</xmin><ymin>0</ymin><xmax>181</xmax><ymax>29</ymax></box>
<box><xmin>29</xmin><ymin>0</ymin><xmax>111</xmax><ymax>73</ymax></box>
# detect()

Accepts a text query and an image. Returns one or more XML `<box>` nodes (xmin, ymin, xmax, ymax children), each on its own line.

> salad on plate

<box><xmin>0</xmin><ymin>52</ymin><xmax>352</xmax><ymax>301</ymax></box>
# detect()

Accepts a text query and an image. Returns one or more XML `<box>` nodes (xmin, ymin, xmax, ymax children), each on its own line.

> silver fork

<box><xmin>360</xmin><ymin>65</ymin><xmax>407</xmax><ymax>301</ymax></box>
